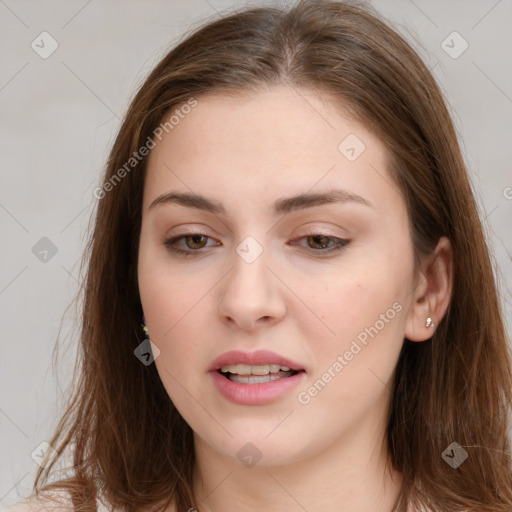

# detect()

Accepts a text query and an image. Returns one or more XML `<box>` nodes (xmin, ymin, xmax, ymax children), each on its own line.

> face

<box><xmin>137</xmin><ymin>86</ymin><xmax>418</xmax><ymax>467</ymax></box>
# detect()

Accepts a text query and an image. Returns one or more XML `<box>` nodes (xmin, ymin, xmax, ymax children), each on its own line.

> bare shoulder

<box><xmin>3</xmin><ymin>492</ymin><xmax>179</xmax><ymax>512</ymax></box>
<box><xmin>2</xmin><ymin>491</ymin><xmax>73</xmax><ymax>512</ymax></box>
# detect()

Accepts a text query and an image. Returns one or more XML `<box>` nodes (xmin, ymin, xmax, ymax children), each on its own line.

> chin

<box><xmin>195</xmin><ymin>425</ymin><xmax>312</xmax><ymax>468</ymax></box>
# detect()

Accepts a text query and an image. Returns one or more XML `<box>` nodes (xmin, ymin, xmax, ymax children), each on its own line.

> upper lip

<box><xmin>208</xmin><ymin>350</ymin><xmax>305</xmax><ymax>372</ymax></box>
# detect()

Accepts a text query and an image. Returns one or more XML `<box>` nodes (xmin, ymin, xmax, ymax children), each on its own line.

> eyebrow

<box><xmin>148</xmin><ymin>188</ymin><xmax>373</xmax><ymax>216</ymax></box>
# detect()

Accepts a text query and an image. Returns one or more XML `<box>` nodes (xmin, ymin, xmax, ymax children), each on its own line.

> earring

<box><xmin>425</xmin><ymin>317</ymin><xmax>434</xmax><ymax>328</ymax></box>
<box><xmin>141</xmin><ymin>314</ymin><xmax>150</xmax><ymax>338</ymax></box>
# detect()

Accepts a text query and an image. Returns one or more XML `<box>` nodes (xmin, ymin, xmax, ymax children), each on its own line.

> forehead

<box><xmin>143</xmin><ymin>86</ymin><xmax>401</xmax><ymax>214</ymax></box>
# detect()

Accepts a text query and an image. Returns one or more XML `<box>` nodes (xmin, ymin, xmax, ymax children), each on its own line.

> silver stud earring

<box><xmin>425</xmin><ymin>317</ymin><xmax>434</xmax><ymax>328</ymax></box>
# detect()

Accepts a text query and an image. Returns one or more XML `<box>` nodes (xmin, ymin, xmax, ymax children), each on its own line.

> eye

<box><xmin>163</xmin><ymin>231</ymin><xmax>350</xmax><ymax>258</ymax></box>
<box><xmin>291</xmin><ymin>233</ymin><xmax>351</xmax><ymax>254</ymax></box>
<box><xmin>164</xmin><ymin>233</ymin><xmax>218</xmax><ymax>257</ymax></box>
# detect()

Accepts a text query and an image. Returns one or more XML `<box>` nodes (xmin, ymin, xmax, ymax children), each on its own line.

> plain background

<box><xmin>1</xmin><ymin>0</ymin><xmax>511</xmax><ymax>506</ymax></box>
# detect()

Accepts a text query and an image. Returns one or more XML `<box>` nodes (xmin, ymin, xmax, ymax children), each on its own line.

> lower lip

<box><xmin>210</xmin><ymin>370</ymin><xmax>306</xmax><ymax>405</ymax></box>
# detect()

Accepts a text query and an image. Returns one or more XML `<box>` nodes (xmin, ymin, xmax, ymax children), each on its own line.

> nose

<box><xmin>217</xmin><ymin>245</ymin><xmax>286</xmax><ymax>332</ymax></box>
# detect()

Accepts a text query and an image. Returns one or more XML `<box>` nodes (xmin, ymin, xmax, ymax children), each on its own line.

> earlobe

<box><xmin>404</xmin><ymin>236</ymin><xmax>453</xmax><ymax>342</ymax></box>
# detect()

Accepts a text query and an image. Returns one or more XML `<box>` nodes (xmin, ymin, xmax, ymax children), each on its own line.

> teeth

<box><xmin>228</xmin><ymin>371</ymin><xmax>294</xmax><ymax>384</ymax></box>
<box><xmin>220</xmin><ymin>363</ymin><xmax>292</xmax><ymax>375</ymax></box>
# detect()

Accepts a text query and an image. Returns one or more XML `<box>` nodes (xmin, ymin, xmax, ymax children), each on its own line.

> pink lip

<box><xmin>208</xmin><ymin>350</ymin><xmax>306</xmax><ymax>405</ymax></box>
<box><xmin>210</xmin><ymin>369</ymin><xmax>306</xmax><ymax>405</ymax></box>
<box><xmin>208</xmin><ymin>349</ymin><xmax>305</xmax><ymax>372</ymax></box>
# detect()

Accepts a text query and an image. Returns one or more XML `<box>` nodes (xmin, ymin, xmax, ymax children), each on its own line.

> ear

<box><xmin>405</xmin><ymin>236</ymin><xmax>453</xmax><ymax>342</ymax></box>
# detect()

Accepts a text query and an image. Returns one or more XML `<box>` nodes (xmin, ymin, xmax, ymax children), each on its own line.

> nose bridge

<box><xmin>218</xmin><ymin>234</ymin><xmax>285</xmax><ymax>329</ymax></box>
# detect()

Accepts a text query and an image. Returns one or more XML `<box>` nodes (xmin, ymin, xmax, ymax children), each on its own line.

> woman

<box><xmin>8</xmin><ymin>1</ymin><xmax>512</xmax><ymax>511</ymax></box>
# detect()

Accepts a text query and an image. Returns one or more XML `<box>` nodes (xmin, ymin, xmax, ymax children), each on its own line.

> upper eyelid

<box><xmin>166</xmin><ymin>223</ymin><xmax>348</xmax><ymax>237</ymax></box>
<box><xmin>166</xmin><ymin>231</ymin><xmax>346</xmax><ymax>241</ymax></box>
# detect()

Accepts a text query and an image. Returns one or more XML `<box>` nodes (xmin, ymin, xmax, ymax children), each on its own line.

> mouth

<box><xmin>209</xmin><ymin>351</ymin><xmax>306</xmax><ymax>404</ymax></box>
<box><xmin>218</xmin><ymin>363</ymin><xmax>303</xmax><ymax>384</ymax></box>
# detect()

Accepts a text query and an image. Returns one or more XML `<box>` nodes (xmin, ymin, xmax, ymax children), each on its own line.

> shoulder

<box><xmin>2</xmin><ymin>491</ymin><xmax>73</xmax><ymax>512</ymax></box>
<box><xmin>2</xmin><ymin>490</ymin><xmax>177</xmax><ymax>512</ymax></box>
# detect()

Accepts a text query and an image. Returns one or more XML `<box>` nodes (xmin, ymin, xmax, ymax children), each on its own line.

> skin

<box><xmin>137</xmin><ymin>86</ymin><xmax>453</xmax><ymax>512</ymax></box>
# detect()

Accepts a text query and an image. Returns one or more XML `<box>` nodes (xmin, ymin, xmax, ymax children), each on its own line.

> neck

<box><xmin>192</xmin><ymin>413</ymin><xmax>403</xmax><ymax>512</ymax></box>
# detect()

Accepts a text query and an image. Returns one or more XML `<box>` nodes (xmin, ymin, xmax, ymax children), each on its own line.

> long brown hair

<box><xmin>32</xmin><ymin>1</ymin><xmax>512</xmax><ymax>511</ymax></box>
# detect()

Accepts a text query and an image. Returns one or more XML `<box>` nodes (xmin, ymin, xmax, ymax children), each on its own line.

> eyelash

<box><xmin>163</xmin><ymin>231</ymin><xmax>351</xmax><ymax>258</ymax></box>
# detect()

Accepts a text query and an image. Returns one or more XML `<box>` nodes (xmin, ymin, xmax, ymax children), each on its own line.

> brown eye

<box><xmin>289</xmin><ymin>233</ymin><xmax>351</xmax><ymax>256</ymax></box>
<box><xmin>184</xmin><ymin>234</ymin><xmax>208</xmax><ymax>249</ymax></box>
<box><xmin>306</xmin><ymin>235</ymin><xmax>331</xmax><ymax>249</ymax></box>
<box><xmin>164</xmin><ymin>233</ymin><xmax>218</xmax><ymax>257</ymax></box>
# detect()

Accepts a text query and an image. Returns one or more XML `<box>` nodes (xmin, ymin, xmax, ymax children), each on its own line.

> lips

<box><xmin>208</xmin><ymin>349</ymin><xmax>305</xmax><ymax>373</ymax></box>
<box><xmin>209</xmin><ymin>350</ymin><xmax>307</xmax><ymax>405</ymax></box>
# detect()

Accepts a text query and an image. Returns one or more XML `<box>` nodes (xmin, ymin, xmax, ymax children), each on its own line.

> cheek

<box><xmin>141</xmin><ymin>284</ymin><xmax>208</xmax><ymax>412</ymax></box>
<box><xmin>138</xmin><ymin>248</ymin><xmax>197</xmax><ymax>361</ymax></box>
<box><xmin>138</xmin><ymin>260</ymin><xmax>225</xmax><ymax>414</ymax></box>
<box><xmin>139</xmin><ymin>269</ymin><xmax>210</xmax><ymax>356</ymax></box>
<box><xmin>307</xmin><ymin>282</ymin><xmax>405</xmax><ymax>385</ymax></box>
<box><xmin>302</xmin><ymin>259</ymin><xmax>408</xmax><ymax>341</ymax></box>
<box><xmin>294</xmin><ymin>279</ymin><xmax>407</xmax><ymax>434</ymax></box>
<box><xmin>299</xmin><ymin>248</ymin><xmax>411</xmax><ymax>391</ymax></box>
<box><xmin>138</xmin><ymin>230</ymin><xmax>214</xmax><ymax>340</ymax></box>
